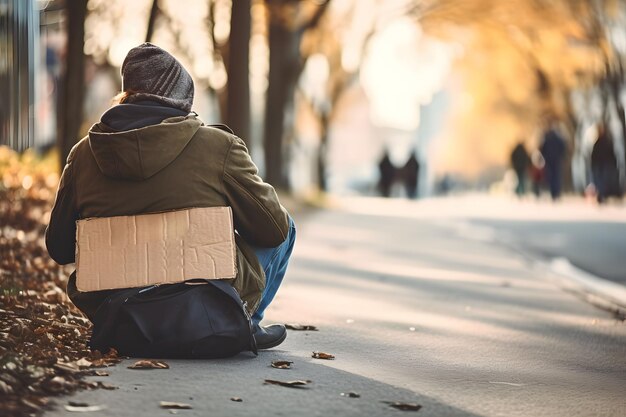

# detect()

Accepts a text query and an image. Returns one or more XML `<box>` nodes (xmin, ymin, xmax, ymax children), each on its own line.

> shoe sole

<box><xmin>256</xmin><ymin>329</ymin><xmax>287</xmax><ymax>350</ymax></box>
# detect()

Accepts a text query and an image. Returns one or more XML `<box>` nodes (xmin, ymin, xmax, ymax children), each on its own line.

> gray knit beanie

<box><xmin>121</xmin><ymin>43</ymin><xmax>194</xmax><ymax>112</ymax></box>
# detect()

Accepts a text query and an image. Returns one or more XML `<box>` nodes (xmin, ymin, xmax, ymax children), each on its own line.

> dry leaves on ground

<box><xmin>271</xmin><ymin>360</ymin><xmax>293</xmax><ymax>369</ymax></box>
<box><xmin>127</xmin><ymin>360</ymin><xmax>170</xmax><ymax>370</ymax></box>
<box><xmin>263</xmin><ymin>379</ymin><xmax>312</xmax><ymax>388</ymax></box>
<box><xmin>382</xmin><ymin>401</ymin><xmax>423</xmax><ymax>411</ymax></box>
<box><xmin>0</xmin><ymin>147</ymin><xmax>120</xmax><ymax>417</ymax></box>
<box><xmin>312</xmin><ymin>351</ymin><xmax>335</xmax><ymax>360</ymax></box>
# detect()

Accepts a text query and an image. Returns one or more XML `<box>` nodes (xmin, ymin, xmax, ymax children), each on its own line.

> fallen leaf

<box><xmin>340</xmin><ymin>392</ymin><xmax>360</xmax><ymax>398</ymax></box>
<box><xmin>95</xmin><ymin>381</ymin><xmax>118</xmax><ymax>390</ymax></box>
<box><xmin>271</xmin><ymin>360</ymin><xmax>293</xmax><ymax>369</ymax></box>
<box><xmin>230</xmin><ymin>397</ymin><xmax>243</xmax><ymax>402</ymax></box>
<box><xmin>312</xmin><ymin>351</ymin><xmax>335</xmax><ymax>360</ymax></box>
<box><xmin>0</xmin><ymin>380</ymin><xmax>13</xmax><ymax>395</ymax></box>
<box><xmin>382</xmin><ymin>401</ymin><xmax>422</xmax><ymax>411</ymax></box>
<box><xmin>85</xmin><ymin>381</ymin><xmax>99</xmax><ymax>390</ymax></box>
<box><xmin>20</xmin><ymin>398</ymin><xmax>43</xmax><ymax>412</ymax></box>
<box><xmin>264</xmin><ymin>379</ymin><xmax>311</xmax><ymax>388</ymax></box>
<box><xmin>75</xmin><ymin>358</ymin><xmax>92</xmax><ymax>368</ymax></box>
<box><xmin>159</xmin><ymin>401</ymin><xmax>193</xmax><ymax>409</ymax></box>
<box><xmin>53</xmin><ymin>361</ymin><xmax>81</xmax><ymax>373</ymax></box>
<box><xmin>128</xmin><ymin>360</ymin><xmax>169</xmax><ymax>370</ymax></box>
<box><xmin>89</xmin><ymin>348</ymin><xmax>122</xmax><ymax>367</ymax></box>
<box><xmin>105</xmin><ymin>348</ymin><xmax>119</xmax><ymax>357</ymax></box>
<box><xmin>285</xmin><ymin>324</ymin><xmax>318</xmax><ymax>331</ymax></box>
<box><xmin>46</xmin><ymin>376</ymin><xmax>72</xmax><ymax>393</ymax></box>
<box><xmin>64</xmin><ymin>403</ymin><xmax>106</xmax><ymax>412</ymax></box>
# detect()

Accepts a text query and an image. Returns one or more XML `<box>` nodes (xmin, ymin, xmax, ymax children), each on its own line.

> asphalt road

<box><xmin>46</xmin><ymin>196</ymin><xmax>626</xmax><ymax>417</ymax></box>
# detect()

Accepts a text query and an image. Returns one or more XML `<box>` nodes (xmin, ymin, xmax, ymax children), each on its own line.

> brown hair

<box><xmin>111</xmin><ymin>90</ymin><xmax>138</xmax><ymax>105</ymax></box>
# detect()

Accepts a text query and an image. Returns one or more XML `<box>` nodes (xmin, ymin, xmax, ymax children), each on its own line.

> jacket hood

<box><xmin>88</xmin><ymin>114</ymin><xmax>202</xmax><ymax>180</ymax></box>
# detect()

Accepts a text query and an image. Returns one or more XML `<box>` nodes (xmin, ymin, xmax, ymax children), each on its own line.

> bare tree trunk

<box><xmin>263</xmin><ymin>21</ymin><xmax>301</xmax><ymax>189</ymax></box>
<box><xmin>559</xmin><ymin>89</ymin><xmax>578</xmax><ymax>193</ymax></box>
<box><xmin>58</xmin><ymin>0</ymin><xmax>87</xmax><ymax>168</ymax></box>
<box><xmin>263</xmin><ymin>0</ymin><xmax>330</xmax><ymax>190</ymax></box>
<box><xmin>608</xmin><ymin>68</ymin><xmax>626</xmax><ymax>188</ymax></box>
<box><xmin>145</xmin><ymin>0</ymin><xmax>159</xmax><ymax>43</ymax></box>
<box><xmin>316</xmin><ymin>112</ymin><xmax>329</xmax><ymax>191</ymax></box>
<box><xmin>205</xmin><ymin>2</ymin><xmax>228</xmax><ymax>121</ymax></box>
<box><xmin>226</xmin><ymin>0</ymin><xmax>251</xmax><ymax>144</ymax></box>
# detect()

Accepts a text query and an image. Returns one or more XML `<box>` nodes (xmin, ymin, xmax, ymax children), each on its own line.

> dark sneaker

<box><xmin>253</xmin><ymin>323</ymin><xmax>287</xmax><ymax>349</ymax></box>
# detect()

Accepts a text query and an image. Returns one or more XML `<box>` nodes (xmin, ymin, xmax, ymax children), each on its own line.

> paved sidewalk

<box><xmin>46</xmin><ymin>197</ymin><xmax>626</xmax><ymax>417</ymax></box>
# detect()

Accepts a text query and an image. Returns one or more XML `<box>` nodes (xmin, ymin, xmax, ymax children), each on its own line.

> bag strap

<box><xmin>207</xmin><ymin>280</ymin><xmax>258</xmax><ymax>355</ymax></box>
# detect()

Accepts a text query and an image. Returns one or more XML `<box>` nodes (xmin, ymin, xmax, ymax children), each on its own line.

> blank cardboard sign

<box><xmin>75</xmin><ymin>207</ymin><xmax>237</xmax><ymax>292</ymax></box>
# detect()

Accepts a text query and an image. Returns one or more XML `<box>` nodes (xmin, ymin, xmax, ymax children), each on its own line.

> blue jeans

<box><xmin>251</xmin><ymin>216</ymin><xmax>296</xmax><ymax>325</ymax></box>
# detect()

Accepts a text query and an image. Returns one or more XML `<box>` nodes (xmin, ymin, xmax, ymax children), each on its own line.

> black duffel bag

<box><xmin>89</xmin><ymin>280</ymin><xmax>257</xmax><ymax>359</ymax></box>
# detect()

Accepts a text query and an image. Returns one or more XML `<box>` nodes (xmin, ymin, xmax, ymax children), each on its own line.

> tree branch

<box><xmin>300</xmin><ymin>0</ymin><xmax>331</xmax><ymax>32</ymax></box>
<box><xmin>145</xmin><ymin>0</ymin><xmax>160</xmax><ymax>43</ymax></box>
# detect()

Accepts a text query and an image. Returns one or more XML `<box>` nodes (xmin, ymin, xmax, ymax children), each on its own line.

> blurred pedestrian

<box><xmin>510</xmin><ymin>141</ymin><xmax>530</xmax><ymax>197</ymax></box>
<box><xmin>401</xmin><ymin>150</ymin><xmax>420</xmax><ymax>199</ymax></box>
<box><xmin>540</xmin><ymin>122</ymin><xmax>566</xmax><ymax>200</ymax></box>
<box><xmin>591</xmin><ymin>123</ymin><xmax>621</xmax><ymax>203</ymax></box>
<box><xmin>437</xmin><ymin>174</ymin><xmax>453</xmax><ymax>195</ymax></box>
<box><xmin>378</xmin><ymin>150</ymin><xmax>396</xmax><ymax>197</ymax></box>
<box><xmin>530</xmin><ymin>150</ymin><xmax>545</xmax><ymax>198</ymax></box>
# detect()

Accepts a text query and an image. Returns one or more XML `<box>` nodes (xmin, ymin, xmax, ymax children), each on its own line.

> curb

<box><xmin>447</xmin><ymin>219</ymin><xmax>626</xmax><ymax>320</ymax></box>
<box><xmin>546</xmin><ymin>257</ymin><xmax>626</xmax><ymax>319</ymax></box>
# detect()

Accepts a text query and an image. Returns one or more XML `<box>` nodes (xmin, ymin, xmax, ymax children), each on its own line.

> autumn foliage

<box><xmin>0</xmin><ymin>147</ymin><xmax>119</xmax><ymax>417</ymax></box>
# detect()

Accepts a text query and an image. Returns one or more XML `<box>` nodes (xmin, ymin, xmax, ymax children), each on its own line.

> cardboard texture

<box><xmin>75</xmin><ymin>207</ymin><xmax>237</xmax><ymax>292</ymax></box>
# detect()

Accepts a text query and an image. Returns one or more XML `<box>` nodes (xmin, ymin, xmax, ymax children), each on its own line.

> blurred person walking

<box><xmin>401</xmin><ymin>150</ymin><xmax>420</xmax><ymax>199</ymax></box>
<box><xmin>510</xmin><ymin>142</ymin><xmax>531</xmax><ymax>197</ymax></box>
<box><xmin>46</xmin><ymin>43</ymin><xmax>295</xmax><ymax>354</ymax></box>
<box><xmin>591</xmin><ymin>123</ymin><xmax>621</xmax><ymax>203</ymax></box>
<box><xmin>530</xmin><ymin>150</ymin><xmax>545</xmax><ymax>198</ymax></box>
<box><xmin>378</xmin><ymin>150</ymin><xmax>396</xmax><ymax>197</ymax></box>
<box><xmin>540</xmin><ymin>122</ymin><xmax>566</xmax><ymax>200</ymax></box>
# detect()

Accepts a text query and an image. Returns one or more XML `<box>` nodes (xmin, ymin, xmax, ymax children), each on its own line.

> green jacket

<box><xmin>46</xmin><ymin>114</ymin><xmax>289</xmax><ymax>319</ymax></box>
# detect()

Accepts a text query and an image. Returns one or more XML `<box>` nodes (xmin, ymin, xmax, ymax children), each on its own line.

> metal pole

<box><xmin>0</xmin><ymin>0</ymin><xmax>37</xmax><ymax>151</ymax></box>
